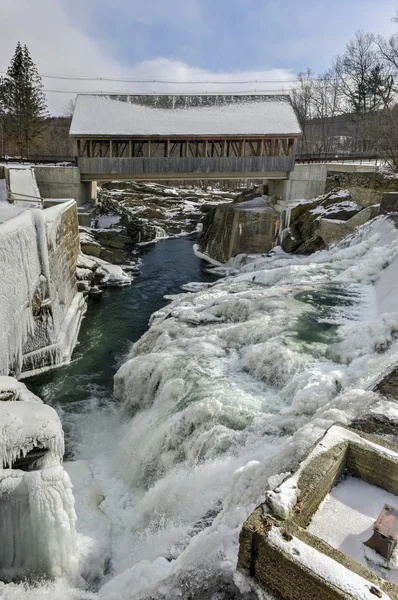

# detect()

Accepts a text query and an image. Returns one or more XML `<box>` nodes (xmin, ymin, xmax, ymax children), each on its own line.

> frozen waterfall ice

<box><xmin>0</xmin><ymin>378</ymin><xmax>77</xmax><ymax>582</ymax></box>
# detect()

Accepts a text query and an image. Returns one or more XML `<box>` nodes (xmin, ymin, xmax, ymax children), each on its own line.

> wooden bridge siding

<box><xmin>75</xmin><ymin>137</ymin><xmax>298</xmax><ymax>159</ymax></box>
<box><xmin>78</xmin><ymin>155</ymin><xmax>294</xmax><ymax>177</ymax></box>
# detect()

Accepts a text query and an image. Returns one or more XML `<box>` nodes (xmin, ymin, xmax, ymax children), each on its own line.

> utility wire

<box><xmin>0</xmin><ymin>70</ymin><xmax>302</xmax><ymax>84</ymax></box>
<box><xmin>0</xmin><ymin>70</ymin><xmax>342</xmax><ymax>85</ymax></box>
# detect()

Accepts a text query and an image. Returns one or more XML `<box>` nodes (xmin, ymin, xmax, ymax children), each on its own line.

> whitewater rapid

<box><xmin>5</xmin><ymin>216</ymin><xmax>398</xmax><ymax>600</ymax></box>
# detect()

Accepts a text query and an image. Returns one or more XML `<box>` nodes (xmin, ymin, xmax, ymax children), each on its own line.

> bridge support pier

<box><xmin>268</xmin><ymin>164</ymin><xmax>327</xmax><ymax>201</ymax></box>
<box><xmin>34</xmin><ymin>166</ymin><xmax>95</xmax><ymax>207</ymax></box>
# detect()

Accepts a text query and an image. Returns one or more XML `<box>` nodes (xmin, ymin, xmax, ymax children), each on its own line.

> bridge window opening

<box><xmin>214</xmin><ymin>141</ymin><xmax>223</xmax><ymax>158</ymax></box>
<box><xmin>194</xmin><ymin>141</ymin><xmax>201</xmax><ymax>157</ymax></box>
<box><xmin>79</xmin><ymin>140</ymin><xmax>91</xmax><ymax>157</ymax></box>
<box><xmin>168</xmin><ymin>141</ymin><xmax>180</xmax><ymax>158</ymax></box>
<box><xmin>280</xmin><ymin>139</ymin><xmax>289</xmax><ymax>156</ymax></box>
<box><xmin>92</xmin><ymin>140</ymin><xmax>110</xmax><ymax>158</ymax></box>
<box><xmin>150</xmin><ymin>140</ymin><xmax>168</xmax><ymax>158</ymax></box>
<box><xmin>113</xmin><ymin>140</ymin><xmax>130</xmax><ymax>158</ymax></box>
<box><xmin>187</xmin><ymin>141</ymin><xmax>200</xmax><ymax>157</ymax></box>
<box><xmin>131</xmin><ymin>141</ymin><xmax>147</xmax><ymax>157</ymax></box>
<box><xmin>229</xmin><ymin>141</ymin><xmax>240</xmax><ymax>158</ymax></box>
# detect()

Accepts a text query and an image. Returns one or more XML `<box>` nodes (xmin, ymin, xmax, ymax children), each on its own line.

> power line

<box><xmin>0</xmin><ymin>70</ymin><xmax>303</xmax><ymax>84</ymax></box>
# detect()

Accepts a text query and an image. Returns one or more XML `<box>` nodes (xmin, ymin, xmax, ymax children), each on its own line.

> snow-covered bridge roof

<box><xmin>70</xmin><ymin>94</ymin><xmax>301</xmax><ymax>138</ymax></box>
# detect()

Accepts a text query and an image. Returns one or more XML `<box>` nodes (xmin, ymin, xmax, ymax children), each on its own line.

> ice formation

<box><xmin>0</xmin><ymin>380</ymin><xmax>77</xmax><ymax>581</ymax></box>
<box><xmin>0</xmin><ymin>466</ymin><xmax>77</xmax><ymax>581</ymax></box>
<box><xmin>0</xmin><ymin>201</ymin><xmax>85</xmax><ymax>377</ymax></box>
<box><xmin>0</xmin><ymin>376</ymin><xmax>42</xmax><ymax>403</ymax></box>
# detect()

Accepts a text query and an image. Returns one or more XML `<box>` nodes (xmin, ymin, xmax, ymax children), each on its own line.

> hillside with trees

<box><xmin>293</xmin><ymin>19</ymin><xmax>398</xmax><ymax>171</ymax></box>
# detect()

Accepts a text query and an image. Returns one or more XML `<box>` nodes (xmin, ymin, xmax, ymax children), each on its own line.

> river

<box><xmin>27</xmin><ymin>236</ymin><xmax>218</xmax><ymax>457</ymax></box>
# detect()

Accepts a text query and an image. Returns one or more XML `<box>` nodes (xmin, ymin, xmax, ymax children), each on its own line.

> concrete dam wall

<box><xmin>0</xmin><ymin>200</ymin><xmax>86</xmax><ymax>378</ymax></box>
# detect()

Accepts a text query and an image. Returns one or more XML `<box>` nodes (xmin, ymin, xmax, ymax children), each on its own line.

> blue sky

<box><xmin>64</xmin><ymin>0</ymin><xmax>398</xmax><ymax>73</ymax></box>
<box><xmin>1</xmin><ymin>0</ymin><xmax>398</xmax><ymax>113</ymax></box>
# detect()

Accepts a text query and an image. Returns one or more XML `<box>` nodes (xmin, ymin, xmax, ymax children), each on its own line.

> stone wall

<box><xmin>238</xmin><ymin>425</ymin><xmax>398</xmax><ymax>600</ymax></box>
<box><xmin>326</xmin><ymin>170</ymin><xmax>398</xmax><ymax>207</ymax></box>
<box><xmin>0</xmin><ymin>200</ymin><xmax>86</xmax><ymax>377</ymax></box>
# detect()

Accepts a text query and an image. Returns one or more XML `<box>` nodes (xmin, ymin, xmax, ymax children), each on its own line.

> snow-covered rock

<box><xmin>99</xmin><ymin>181</ymin><xmax>237</xmax><ymax>240</ymax></box>
<box><xmin>0</xmin><ymin>376</ymin><xmax>42</xmax><ymax>403</ymax></box>
<box><xmin>96</xmin><ymin>263</ymin><xmax>131</xmax><ymax>287</ymax></box>
<box><xmin>0</xmin><ymin>401</ymin><xmax>64</xmax><ymax>470</ymax></box>
<box><xmin>280</xmin><ymin>189</ymin><xmax>376</xmax><ymax>254</ymax></box>
<box><xmin>76</xmin><ymin>252</ymin><xmax>132</xmax><ymax>292</ymax></box>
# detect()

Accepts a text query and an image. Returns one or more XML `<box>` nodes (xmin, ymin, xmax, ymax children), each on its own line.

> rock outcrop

<box><xmin>98</xmin><ymin>181</ymin><xmax>236</xmax><ymax>238</ymax></box>
<box><xmin>0</xmin><ymin>200</ymin><xmax>86</xmax><ymax>378</ymax></box>
<box><xmin>198</xmin><ymin>193</ymin><xmax>279</xmax><ymax>263</ymax></box>
<box><xmin>80</xmin><ymin>182</ymin><xmax>236</xmax><ymax>264</ymax></box>
<box><xmin>281</xmin><ymin>190</ymin><xmax>379</xmax><ymax>254</ymax></box>
<box><xmin>76</xmin><ymin>252</ymin><xmax>132</xmax><ymax>295</ymax></box>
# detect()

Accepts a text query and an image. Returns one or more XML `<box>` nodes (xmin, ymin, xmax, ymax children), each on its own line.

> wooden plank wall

<box><xmin>78</xmin><ymin>155</ymin><xmax>295</xmax><ymax>176</ymax></box>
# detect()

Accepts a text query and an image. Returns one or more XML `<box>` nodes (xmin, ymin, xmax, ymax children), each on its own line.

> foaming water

<box><xmin>10</xmin><ymin>219</ymin><xmax>398</xmax><ymax>599</ymax></box>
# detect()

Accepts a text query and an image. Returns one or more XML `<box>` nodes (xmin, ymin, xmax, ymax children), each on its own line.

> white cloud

<box><xmin>0</xmin><ymin>0</ymin><xmax>294</xmax><ymax>115</ymax></box>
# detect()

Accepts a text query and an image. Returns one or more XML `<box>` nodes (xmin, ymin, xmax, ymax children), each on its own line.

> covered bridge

<box><xmin>70</xmin><ymin>94</ymin><xmax>301</xmax><ymax>182</ymax></box>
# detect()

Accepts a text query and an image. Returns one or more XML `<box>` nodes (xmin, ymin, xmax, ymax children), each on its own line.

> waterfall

<box><xmin>277</xmin><ymin>202</ymin><xmax>294</xmax><ymax>244</ymax></box>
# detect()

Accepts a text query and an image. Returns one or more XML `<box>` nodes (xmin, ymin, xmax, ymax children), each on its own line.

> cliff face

<box><xmin>198</xmin><ymin>195</ymin><xmax>279</xmax><ymax>263</ymax></box>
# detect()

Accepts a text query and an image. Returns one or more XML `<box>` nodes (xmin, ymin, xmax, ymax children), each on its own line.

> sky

<box><xmin>1</xmin><ymin>0</ymin><xmax>397</xmax><ymax>115</ymax></box>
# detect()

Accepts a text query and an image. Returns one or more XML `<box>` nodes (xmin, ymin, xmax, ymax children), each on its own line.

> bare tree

<box><xmin>291</xmin><ymin>68</ymin><xmax>344</xmax><ymax>154</ymax></box>
<box><xmin>367</xmin><ymin>104</ymin><xmax>398</xmax><ymax>171</ymax></box>
<box><xmin>291</xmin><ymin>69</ymin><xmax>315</xmax><ymax>153</ymax></box>
<box><xmin>310</xmin><ymin>71</ymin><xmax>343</xmax><ymax>152</ymax></box>
<box><xmin>334</xmin><ymin>31</ymin><xmax>394</xmax><ymax>114</ymax></box>
<box><xmin>62</xmin><ymin>97</ymin><xmax>77</xmax><ymax>118</ymax></box>
<box><xmin>378</xmin><ymin>34</ymin><xmax>398</xmax><ymax>71</ymax></box>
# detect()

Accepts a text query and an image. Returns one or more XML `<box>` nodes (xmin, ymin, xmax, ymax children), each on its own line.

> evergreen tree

<box><xmin>0</xmin><ymin>42</ymin><xmax>48</xmax><ymax>157</ymax></box>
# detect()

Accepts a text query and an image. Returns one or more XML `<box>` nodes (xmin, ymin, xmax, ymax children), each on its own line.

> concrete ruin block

<box><xmin>237</xmin><ymin>425</ymin><xmax>398</xmax><ymax>600</ymax></box>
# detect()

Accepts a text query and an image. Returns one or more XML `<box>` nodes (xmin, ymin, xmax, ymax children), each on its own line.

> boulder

<box><xmin>281</xmin><ymin>190</ymin><xmax>362</xmax><ymax>254</ymax></box>
<box><xmin>380</xmin><ymin>192</ymin><xmax>398</xmax><ymax>214</ymax></box>
<box><xmin>233</xmin><ymin>188</ymin><xmax>263</xmax><ymax>204</ymax></box>
<box><xmin>76</xmin><ymin>267</ymin><xmax>94</xmax><ymax>282</ymax></box>
<box><xmin>79</xmin><ymin>229</ymin><xmax>102</xmax><ymax>258</ymax></box>
<box><xmin>199</xmin><ymin>197</ymin><xmax>279</xmax><ymax>263</ymax></box>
